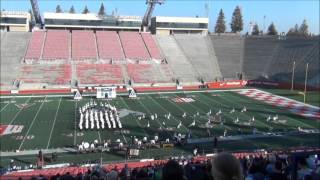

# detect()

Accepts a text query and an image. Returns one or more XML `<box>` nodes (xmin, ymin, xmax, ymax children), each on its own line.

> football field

<box><xmin>0</xmin><ymin>88</ymin><xmax>319</xmax><ymax>165</ymax></box>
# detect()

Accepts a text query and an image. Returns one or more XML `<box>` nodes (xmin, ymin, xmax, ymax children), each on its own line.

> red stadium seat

<box><xmin>42</xmin><ymin>30</ymin><xmax>69</xmax><ymax>60</ymax></box>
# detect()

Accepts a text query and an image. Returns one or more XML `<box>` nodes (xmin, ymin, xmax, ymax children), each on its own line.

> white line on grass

<box><xmin>18</xmin><ymin>96</ymin><xmax>46</xmax><ymax>151</ymax></box>
<box><xmin>136</xmin><ymin>99</ymin><xmax>165</xmax><ymax>130</ymax></box>
<box><xmin>0</xmin><ymin>102</ymin><xmax>10</xmax><ymax>112</ymax></box>
<box><xmin>146</xmin><ymin>94</ymin><xmax>189</xmax><ymax>132</ymax></box>
<box><xmin>46</xmin><ymin>97</ymin><xmax>62</xmax><ymax>149</ymax></box>
<box><xmin>74</xmin><ymin>100</ymin><xmax>77</xmax><ymax>146</ymax></box>
<box><xmin>187</xmin><ymin>94</ymin><xmax>233</xmax><ymax>131</ymax></box>
<box><xmin>201</xmin><ymin>92</ymin><xmax>272</xmax><ymax>129</ymax></box>
<box><xmin>119</xmin><ymin>96</ymin><xmax>150</xmax><ymax>138</ymax></box>
<box><xmin>107</xmin><ymin>99</ymin><xmax>128</xmax><ymax>144</ymax></box>
<box><xmin>226</xmin><ymin>92</ymin><xmax>315</xmax><ymax>129</ymax></box>
<box><xmin>8</xmin><ymin>97</ymin><xmax>32</xmax><ymax>126</ymax></box>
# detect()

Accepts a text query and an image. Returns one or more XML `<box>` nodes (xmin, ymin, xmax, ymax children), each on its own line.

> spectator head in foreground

<box><xmin>211</xmin><ymin>152</ymin><xmax>243</xmax><ymax>180</ymax></box>
<box><xmin>162</xmin><ymin>159</ymin><xmax>185</xmax><ymax>180</ymax></box>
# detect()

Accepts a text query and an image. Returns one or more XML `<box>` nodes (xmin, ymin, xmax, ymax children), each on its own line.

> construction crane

<box><xmin>30</xmin><ymin>0</ymin><xmax>42</xmax><ymax>27</ymax></box>
<box><xmin>142</xmin><ymin>0</ymin><xmax>164</xmax><ymax>32</ymax></box>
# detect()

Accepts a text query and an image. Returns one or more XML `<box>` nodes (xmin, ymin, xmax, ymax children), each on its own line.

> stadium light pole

<box><xmin>291</xmin><ymin>61</ymin><xmax>296</xmax><ymax>91</ymax></box>
<box><xmin>303</xmin><ymin>63</ymin><xmax>309</xmax><ymax>103</ymax></box>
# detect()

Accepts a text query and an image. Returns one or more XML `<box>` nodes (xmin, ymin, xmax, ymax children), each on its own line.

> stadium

<box><xmin>0</xmin><ymin>0</ymin><xmax>319</xmax><ymax>179</ymax></box>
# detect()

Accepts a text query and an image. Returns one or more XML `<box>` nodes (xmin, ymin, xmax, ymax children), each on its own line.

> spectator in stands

<box><xmin>268</xmin><ymin>160</ymin><xmax>287</xmax><ymax>180</ymax></box>
<box><xmin>245</xmin><ymin>159</ymin><xmax>265</xmax><ymax>180</ymax></box>
<box><xmin>211</xmin><ymin>152</ymin><xmax>243</xmax><ymax>180</ymax></box>
<box><xmin>297</xmin><ymin>157</ymin><xmax>313</xmax><ymax>180</ymax></box>
<box><xmin>265</xmin><ymin>155</ymin><xmax>277</xmax><ymax>175</ymax></box>
<box><xmin>107</xmin><ymin>169</ymin><xmax>119</xmax><ymax>180</ymax></box>
<box><xmin>162</xmin><ymin>160</ymin><xmax>185</xmax><ymax>180</ymax></box>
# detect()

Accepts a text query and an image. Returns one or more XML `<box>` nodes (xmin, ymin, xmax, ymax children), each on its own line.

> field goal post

<box><xmin>96</xmin><ymin>86</ymin><xmax>117</xmax><ymax>99</ymax></box>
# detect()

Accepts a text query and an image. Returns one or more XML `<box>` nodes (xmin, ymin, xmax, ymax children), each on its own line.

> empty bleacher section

<box><xmin>210</xmin><ymin>34</ymin><xmax>243</xmax><ymax>80</ymax></box>
<box><xmin>174</xmin><ymin>34</ymin><xmax>222</xmax><ymax>81</ymax></box>
<box><xmin>0</xmin><ymin>32</ymin><xmax>30</xmax><ymax>90</ymax></box>
<box><xmin>265</xmin><ymin>38</ymin><xmax>319</xmax><ymax>86</ymax></box>
<box><xmin>24</xmin><ymin>31</ymin><xmax>45</xmax><ymax>62</ymax></box>
<box><xmin>96</xmin><ymin>31</ymin><xmax>125</xmax><ymax>62</ymax></box>
<box><xmin>127</xmin><ymin>64</ymin><xmax>173</xmax><ymax>84</ymax></box>
<box><xmin>119</xmin><ymin>32</ymin><xmax>150</xmax><ymax>61</ymax></box>
<box><xmin>156</xmin><ymin>35</ymin><xmax>198</xmax><ymax>83</ymax></box>
<box><xmin>242</xmin><ymin>37</ymin><xmax>279</xmax><ymax>79</ymax></box>
<box><xmin>141</xmin><ymin>32</ymin><xmax>163</xmax><ymax>60</ymax></box>
<box><xmin>76</xmin><ymin>64</ymin><xmax>124</xmax><ymax>85</ymax></box>
<box><xmin>72</xmin><ymin>31</ymin><xmax>97</xmax><ymax>61</ymax></box>
<box><xmin>42</xmin><ymin>30</ymin><xmax>70</xmax><ymax>61</ymax></box>
<box><xmin>19</xmin><ymin>64</ymin><xmax>71</xmax><ymax>89</ymax></box>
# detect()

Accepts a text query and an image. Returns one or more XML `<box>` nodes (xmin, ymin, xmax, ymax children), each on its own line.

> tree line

<box><xmin>55</xmin><ymin>3</ymin><xmax>105</xmax><ymax>16</ymax></box>
<box><xmin>54</xmin><ymin>4</ymin><xmax>310</xmax><ymax>37</ymax></box>
<box><xmin>214</xmin><ymin>6</ymin><xmax>310</xmax><ymax>36</ymax></box>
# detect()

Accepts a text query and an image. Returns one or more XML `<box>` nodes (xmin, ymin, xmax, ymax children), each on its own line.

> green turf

<box><xmin>1</xmin><ymin>89</ymin><xmax>319</xmax><ymax>166</ymax></box>
<box><xmin>261</xmin><ymin>89</ymin><xmax>320</xmax><ymax>107</ymax></box>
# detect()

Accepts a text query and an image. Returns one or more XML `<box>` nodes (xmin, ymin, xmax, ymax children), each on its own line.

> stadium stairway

<box><xmin>174</xmin><ymin>34</ymin><xmax>222</xmax><ymax>82</ymax></box>
<box><xmin>210</xmin><ymin>34</ymin><xmax>243</xmax><ymax>80</ymax></box>
<box><xmin>0</xmin><ymin>32</ymin><xmax>31</xmax><ymax>90</ymax></box>
<box><xmin>155</xmin><ymin>35</ymin><xmax>199</xmax><ymax>83</ymax></box>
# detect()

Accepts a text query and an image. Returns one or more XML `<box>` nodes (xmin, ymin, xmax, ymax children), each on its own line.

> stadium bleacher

<box><xmin>119</xmin><ymin>31</ymin><xmax>151</xmax><ymax>60</ymax></box>
<box><xmin>76</xmin><ymin>64</ymin><xmax>124</xmax><ymax>85</ymax></box>
<box><xmin>25</xmin><ymin>31</ymin><xmax>45</xmax><ymax>61</ymax></box>
<box><xmin>156</xmin><ymin>35</ymin><xmax>198</xmax><ymax>83</ymax></box>
<box><xmin>210</xmin><ymin>34</ymin><xmax>243</xmax><ymax>80</ymax></box>
<box><xmin>174</xmin><ymin>34</ymin><xmax>222</xmax><ymax>81</ymax></box>
<box><xmin>141</xmin><ymin>32</ymin><xmax>163</xmax><ymax>60</ymax></box>
<box><xmin>19</xmin><ymin>64</ymin><xmax>71</xmax><ymax>87</ymax></box>
<box><xmin>127</xmin><ymin>64</ymin><xmax>159</xmax><ymax>83</ymax></box>
<box><xmin>265</xmin><ymin>38</ymin><xmax>319</xmax><ymax>84</ymax></box>
<box><xmin>96</xmin><ymin>31</ymin><xmax>125</xmax><ymax>62</ymax></box>
<box><xmin>72</xmin><ymin>30</ymin><xmax>98</xmax><ymax>60</ymax></box>
<box><xmin>0</xmin><ymin>32</ymin><xmax>31</xmax><ymax>90</ymax></box>
<box><xmin>42</xmin><ymin>30</ymin><xmax>70</xmax><ymax>61</ymax></box>
<box><xmin>242</xmin><ymin>36</ymin><xmax>279</xmax><ymax>79</ymax></box>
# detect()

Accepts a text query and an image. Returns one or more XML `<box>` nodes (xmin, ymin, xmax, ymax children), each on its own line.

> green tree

<box><xmin>82</xmin><ymin>5</ymin><xmax>89</xmax><ymax>14</ymax></box>
<box><xmin>214</xmin><ymin>9</ymin><xmax>226</xmax><ymax>33</ymax></box>
<box><xmin>299</xmin><ymin>19</ymin><xmax>309</xmax><ymax>36</ymax></box>
<box><xmin>287</xmin><ymin>24</ymin><xmax>299</xmax><ymax>36</ymax></box>
<box><xmin>252</xmin><ymin>24</ymin><xmax>260</xmax><ymax>35</ymax></box>
<box><xmin>98</xmin><ymin>3</ymin><xmax>106</xmax><ymax>16</ymax></box>
<box><xmin>56</xmin><ymin>5</ymin><xmax>62</xmax><ymax>13</ymax></box>
<box><xmin>230</xmin><ymin>6</ymin><xmax>243</xmax><ymax>33</ymax></box>
<box><xmin>267</xmin><ymin>22</ymin><xmax>278</xmax><ymax>35</ymax></box>
<box><xmin>69</xmin><ymin>6</ymin><xmax>75</xmax><ymax>14</ymax></box>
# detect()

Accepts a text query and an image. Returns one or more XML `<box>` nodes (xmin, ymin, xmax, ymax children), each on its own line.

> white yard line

<box><xmin>0</xmin><ymin>102</ymin><xmax>10</xmax><ymax>112</ymax></box>
<box><xmin>8</xmin><ymin>97</ymin><xmax>32</xmax><ymax>126</ymax></box>
<box><xmin>146</xmin><ymin>94</ymin><xmax>189</xmax><ymax>132</ymax></box>
<box><xmin>98</xmin><ymin>131</ymin><xmax>102</xmax><ymax>143</ymax></box>
<box><xmin>119</xmin><ymin>96</ymin><xmax>150</xmax><ymax>138</ymax></box>
<box><xmin>227</xmin><ymin>92</ymin><xmax>315</xmax><ymax>129</ymax></box>
<box><xmin>107</xmin><ymin>99</ymin><xmax>128</xmax><ymax>144</ymax></box>
<box><xmin>74</xmin><ymin>101</ymin><xmax>77</xmax><ymax>146</ymax></box>
<box><xmin>18</xmin><ymin>96</ymin><xmax>47</xmax><ymax>151</ymax></box>
<box><xmin>46</xmin><ymin>97</ymin><xmax>62</xmax><ymax>149</ymax></box>
<box><xmin>136</xmin><ymin>99</ymin><xmax>165</xmax><ymax>130</ymax></box>
<box><xmin>186</xmin><ymin>94</ymin><xmax>233</xmax><ymax>131</ymax></box>
<box><xmin>0</xmin><ymin>88</ymin><xmax>251</xmax><ymax>99</ymax></box>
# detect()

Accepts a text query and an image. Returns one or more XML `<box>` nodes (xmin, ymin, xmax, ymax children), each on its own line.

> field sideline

<box><xmin>0</xmin><ymin>88</ymin><xmax>319</xmax><ymax>165</ymax></box>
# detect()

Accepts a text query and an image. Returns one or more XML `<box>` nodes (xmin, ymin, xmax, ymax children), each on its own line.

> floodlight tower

<box><xmin>142</xmin><ymin>0</ymin><xmax>165</xmax><ymax>32</ymax></box>
<box><xmin>30</xmin><ymin>0</ymin><xmax>43</xmax><ymax>27</ymax></box>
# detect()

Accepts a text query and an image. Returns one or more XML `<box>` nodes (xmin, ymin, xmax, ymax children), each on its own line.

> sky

<box><xmin>1</xmin><ymin>0</ymin><xmax>319</xmax><ymax>34</ymax></box>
